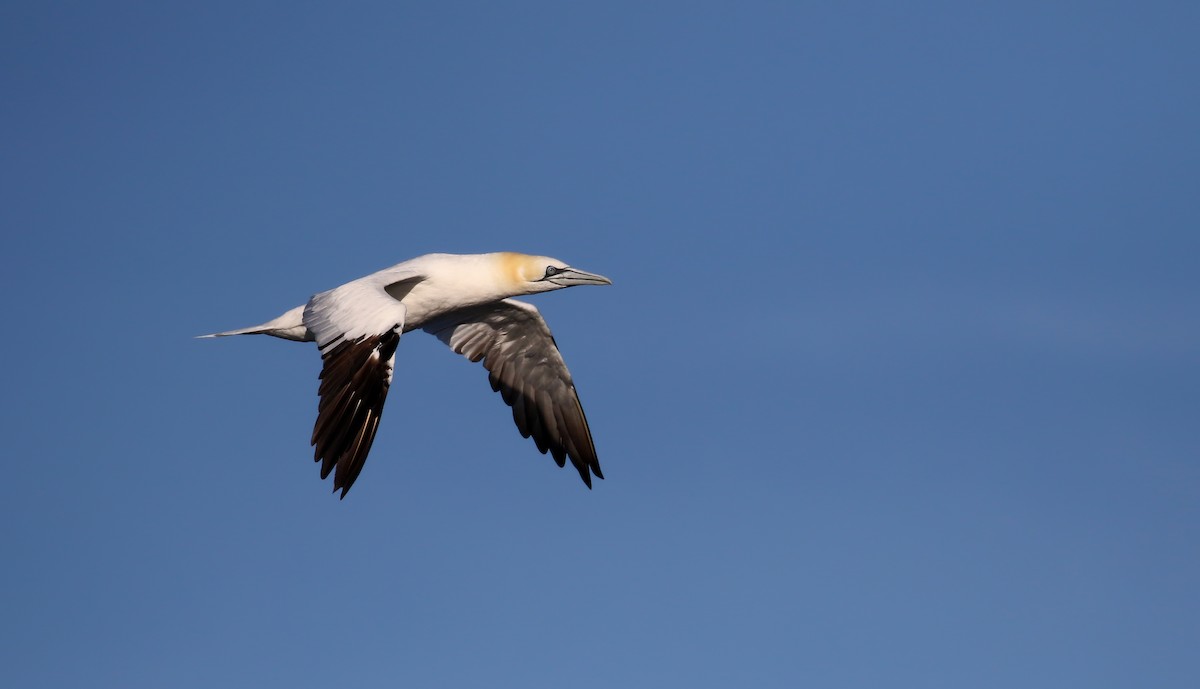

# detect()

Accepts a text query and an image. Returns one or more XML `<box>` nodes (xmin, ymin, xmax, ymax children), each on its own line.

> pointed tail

<box><xmin>197</xmin><ymin>305</ymin><xmax>313</xmax><ymax>342</ymax></box>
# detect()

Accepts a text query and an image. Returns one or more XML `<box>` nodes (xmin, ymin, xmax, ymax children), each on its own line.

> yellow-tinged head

<box><xmin>495</xmin><ymin>252</ymin><xmax>613</xmax><ymax>294</ymax></box>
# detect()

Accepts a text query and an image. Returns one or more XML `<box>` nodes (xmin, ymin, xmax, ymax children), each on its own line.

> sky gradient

<box><xmin>3</xmin><ymin>2</ymin><xmax>1198</xmax><ymax>687</ymax></box>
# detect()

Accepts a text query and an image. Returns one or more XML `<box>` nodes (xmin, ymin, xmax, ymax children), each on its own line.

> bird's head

<box><xmin>501</xmin><ymin>253</ymin><xmax>613</xmax><ymax>294</ymax></box>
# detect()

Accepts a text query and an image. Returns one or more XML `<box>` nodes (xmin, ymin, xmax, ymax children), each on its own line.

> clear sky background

<box><xmin>2</xmin><ymin>2</ymin><xmax>1197</xmax><ymax>687</ymax></box>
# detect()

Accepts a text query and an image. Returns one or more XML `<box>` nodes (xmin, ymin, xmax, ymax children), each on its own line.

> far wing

<box><xmin>422</xmin><ymin>299</ymin><xmax>603</xmax><ymax>487</ymax></box>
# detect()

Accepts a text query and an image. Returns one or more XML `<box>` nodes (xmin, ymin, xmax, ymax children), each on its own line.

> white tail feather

<box><xmin>197</xmin><ymin>305</ymin><xmax>313</xmax><ymax>342</ymax></box>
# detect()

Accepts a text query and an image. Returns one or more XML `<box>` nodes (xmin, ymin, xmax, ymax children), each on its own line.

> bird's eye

<box><xmin>544</xmin><ymin>266</ymin><xmax>563</xmax><ymax>278</ymax></box>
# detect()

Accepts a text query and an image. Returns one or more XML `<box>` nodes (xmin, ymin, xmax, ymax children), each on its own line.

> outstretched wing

<box><xmin>303</xmin><ymin>273</ymin><xmax>418</xmax><ymax>498</ymax></box>
<box><xmin>422</xmin><ymin>299</ymin><xmax>603</xmax><ymax>487</ymax></box>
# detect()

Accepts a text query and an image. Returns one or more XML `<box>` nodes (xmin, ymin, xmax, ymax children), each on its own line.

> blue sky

<box><xmin>2</xmin><ymin>2</ymin><xmax>1197</xmax><ymax>687</ymax></box>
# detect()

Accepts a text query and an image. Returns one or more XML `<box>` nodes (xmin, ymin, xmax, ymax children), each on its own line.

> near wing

<box><xmin>423</xmin><ymin>298</ymin><xmax>603</xmax><ymax>487</ymax></box>
<box><xmin>303</xmin><ymin>273</ymin><xmax>420</xmax><ymax>498</ymax></box>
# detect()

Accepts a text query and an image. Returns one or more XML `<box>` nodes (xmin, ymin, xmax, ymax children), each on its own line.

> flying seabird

<box><xmin>200</xmin><ymin>252</ymin><xmax>612</xmax><ymax>498</ymax></box>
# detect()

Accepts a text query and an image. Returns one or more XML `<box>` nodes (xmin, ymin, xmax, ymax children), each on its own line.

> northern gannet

<box><xmin>200</xmin><ymin>252</ymin><xmax>612</xmax><ymax>498</ymax></box>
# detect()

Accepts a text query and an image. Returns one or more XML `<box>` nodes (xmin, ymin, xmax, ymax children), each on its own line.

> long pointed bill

<box><xmin>549</xmin><ymin>267</ymin><xmax>613</xmax><ymax>287</ymax></box>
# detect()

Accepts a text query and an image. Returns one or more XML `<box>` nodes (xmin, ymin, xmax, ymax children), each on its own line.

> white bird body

<box><xmin>201</xmin><ymin>252</ymin><xmax>612</xmax><ymax>497</ymax></box>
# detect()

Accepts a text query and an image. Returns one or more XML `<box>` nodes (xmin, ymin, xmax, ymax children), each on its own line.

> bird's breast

<box><xmin>398</xmin><ymin>280</ymin><xmax>504</xmax><ymax>330</ymax></box>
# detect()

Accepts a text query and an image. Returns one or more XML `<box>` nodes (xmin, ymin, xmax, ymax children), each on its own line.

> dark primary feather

<box><xmin>311</xmin><ymin>329</ymin><xmax>401</xmax><ymax>498</ymax></box>
<box><xmin>423</xmin><ymin>299</ymin><xmax>603</xmax><ymax>487</ymax></box>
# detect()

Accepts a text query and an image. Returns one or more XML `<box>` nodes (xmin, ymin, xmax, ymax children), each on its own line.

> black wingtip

<box><xmin>311</xmin><ymin>330</ymin><xmax>400</xmax><ymax>501</ymax></box>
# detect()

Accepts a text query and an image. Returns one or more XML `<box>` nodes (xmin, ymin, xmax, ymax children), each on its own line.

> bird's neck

<box><xmin>401</xmin><ymin>254</ymin><xmax>528</xmax><ymax>326</ymax></box>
